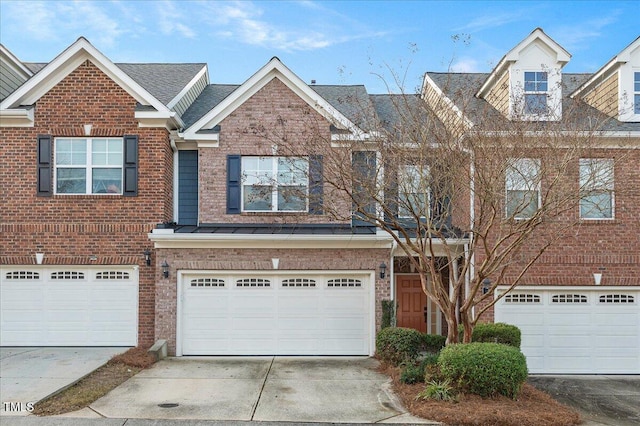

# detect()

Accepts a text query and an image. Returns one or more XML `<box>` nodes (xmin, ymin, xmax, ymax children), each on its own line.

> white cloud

<box><xmin>456</xmin><ymin>12</ymin><xmax>525</xmax><ymax>33</ymax></box>
<box><xmin>156</xmin><ymin>0</ymin><xmax>196</xmax><ymax>38</ymax></box>
<box><xmin>3</xmin><ymin>1</ymin><xmax>58</xmax><ymax>42</ymax></box>
<box><xmin>551</xmin><ymin>12</ymin><xmax>621</xmax><ymax>51</ymax></box>
<box><xmin>200</xmin><ymin>1</ymin><xmax>382</xmax><ymax>52</ymax></box>
<box><xmin>450</xmin><ymin>58</ymin><xmax>482</xmax><ymax>73</ymax></box>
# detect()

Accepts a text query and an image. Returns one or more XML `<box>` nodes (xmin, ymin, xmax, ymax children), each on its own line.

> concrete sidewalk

<box><xmin>86</xmin><ymin>356</ymin><xmax>435</xmax><ymax>424</ymax></box>
<box><xmin>1</xmin><ymin>347</ymin><xmax>127</xmax><ymax>417</ymax></box>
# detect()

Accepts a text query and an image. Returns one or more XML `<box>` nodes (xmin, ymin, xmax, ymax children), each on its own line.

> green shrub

<box><xmin>419</xmin><ymin>352</ymin><xmax>439</xmax><ymax>370</ymax></box>
<box><xmin>438</xmin><ymin>342</ymin><xmax>528</xmax><ymax>399</ymax></box>
<box><xmin>416</xmin><ymin>379</ymin><xmax>457</xmax><ymax>402</ymax></box>
<box><xmin>380</xmin><ymin>300</ymin><xmax>395</xmax><ymax>329</ymax></box>
<box><xmin>376</xmin><ymin>327</ymin><xmax>423</xmax><ymax>365</ymax></box>
<box><xmin>472</xmin><ymin>323</ymin><xmax>521</xmax><ymax>348</ymax></box>
<box><xmin>400</xmin><ymin>363</ymin><xmax>424</xmax><ymax>384</ymax></box>
<box><xmin>457</xmin><ymin>322</ymin><xmax>522</xmax><ymax>348</ymax></box>
<box><xmin>422</xmin><ymin>334</ymin><xmax>446</xmax><ymax>353</ymax></box>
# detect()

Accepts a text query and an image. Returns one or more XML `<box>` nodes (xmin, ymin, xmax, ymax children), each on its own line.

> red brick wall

<box><xmin>198</xmin><ymin>78</ymin><xmax>352</xmax><ymax>224</ymax></box>
<box><xmin>155</xmin><ymin>247</ymin><xmax>391</xmax><ymax>355</ymax></box>
<box><xmin>474</xmin><ymin>144</ymin><xmax>640</xmax><ymax>322</ymax></box>
<box><xmin>0</xmin><ymin>60</ymin><xmax>174</xmax><ymax>346</ymax></box>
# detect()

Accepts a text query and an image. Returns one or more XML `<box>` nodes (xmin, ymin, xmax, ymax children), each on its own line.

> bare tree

<box><xmin>247</xmin><ymin>73</ymin><xmax>629</xmax><ymax>344</ymax></box>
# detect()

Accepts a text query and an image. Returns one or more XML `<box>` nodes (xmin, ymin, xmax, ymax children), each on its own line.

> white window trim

<box><xmin>634</xmin><ymin>70</ymin><xmax>640</xmax><ymax>116</ymax></box>
<box><xmin>523</xmin><ymin>71</ymin><xmax>549</xmax><ymax>117</ymax></box>
<box><xmin>53</xmin><ymin>137</ymin><xmax>123</xmax><ymax>195</ymax></box>
<box><xmin>240</xmin><ymin>156</ymin><xmax>309</xmax><ymax>213</ymax></box>
<box><xmin>579</xmin><ymin>158</ymin><xmax>615</xmax><ymax>221</ymax></box>
<box><xmin>505</xmin><ymin>158</ymin><xmax>541</xmax><ymax>220</ymax></box>
<box><xmin>397</xmin><ymin>164</ymin><xmax>430</xmax><ymax>219</ymax></box>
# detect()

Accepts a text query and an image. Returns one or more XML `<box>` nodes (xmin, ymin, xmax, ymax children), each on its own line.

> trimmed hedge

<box><xmin>438</xmin><ymin>342</ymin><xmax>528</xmax><ymax>398</ymax></box>
<box><xmin>472</xmin><ymin>323</ymin><xmax>521</xmax><ymax>348</ymax></box>
<box><xmin>458</xmin><ymin>322</ymin><xmax>522</xmax><ymax>348</ymax></box>
<box><xmin>376</xmin><ymin>327</ymin><xmax>423</xmax><ymax>365</ymax></box>
<box><xmin>423</xmin><ymin>334</ymin><xmax>446</xmax><ymax>353</ymax></box>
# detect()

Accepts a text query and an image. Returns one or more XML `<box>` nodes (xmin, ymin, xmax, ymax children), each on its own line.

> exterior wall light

<box><xmin>144</xmin><ymin>249</ymin><xmax>152</xmax><ymax>266</ymax></box>
<box><xmin>482</xmin><ymin>278</ymin><xmax>491</xmax><ymax>294</ymax></box>
<box><xmin>161</xmin><ymin>260</ymin><xmax>170</xmax><ymax>278</ymax></box>
<box><xmin>379</xmin><ymin>262</ymin><xmax>387</xmax><ymax>279</ymax></box>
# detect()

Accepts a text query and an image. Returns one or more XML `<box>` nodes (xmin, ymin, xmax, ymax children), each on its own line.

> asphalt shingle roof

<box><xmin>23</xmin><ymin>62</ymin><xmax>206</xmax><ymax>107</ymax></box>
<box><xmin>426</xmin><ymin>72</ymin><xmax>640</xmax><ymax>132</ymax></box>
<box><xmin>181</xmin><ymin>84</ymin><xmax>239</xmax><ymax>129</ymax></box>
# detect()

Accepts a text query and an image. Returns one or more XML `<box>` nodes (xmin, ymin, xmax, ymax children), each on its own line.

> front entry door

<box><xmin>396</xmin><ymin>275</ymin><xmax>441</xmax><ymax>334</ymax></box>
<box><xmin>396</xmin><ymin>275</ymin><xmax>427</xmax><ymax>332</ymax></box>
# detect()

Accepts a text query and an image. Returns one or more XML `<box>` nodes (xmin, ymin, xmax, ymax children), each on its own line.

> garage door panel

<box><xmin>496</xmin><ymin>288</ymin><xmax>639</xmax><ymax>374</ymax></box>
<box><xmin>0</xmin><ymin>266</ymin><xmax>138</xmax><ymax>346</ymax></box>
<box><xmin>181</xmin><ymin>273</ymin><xmax>371</xmax><ymax>356</ymax></box>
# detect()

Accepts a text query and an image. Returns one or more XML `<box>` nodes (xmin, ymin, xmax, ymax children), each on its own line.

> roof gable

<box><xmin>181</xmin><ymin>57</ymin><xmax>367</xmax><ymax>141</ymax></box>
<box><xmin>0</xmin><ymin>37</ymin><xmax>168</xmax><ymax>113</ymax></box>
<box><xmin>477</xmin><ymin>28</ymin><xmax>571</xmax><ymax>99</ymax></box>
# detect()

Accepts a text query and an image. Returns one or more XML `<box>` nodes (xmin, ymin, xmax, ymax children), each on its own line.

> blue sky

<box><xmin>1</xmin><ymin>1</ymin><xmax>638</xmax><ymax>93</ymax></box>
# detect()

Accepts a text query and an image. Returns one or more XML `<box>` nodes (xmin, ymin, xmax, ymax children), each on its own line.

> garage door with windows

<box><xmin>0</xmin><ymin>266</ymin><xmax>138</xmax><ymax>346</ymax></box>
<box><xmin>179</xmin><ymin>272</ymin><xmax>373</xmax><ymax>356</ymax></box>
<box><xmin>495</xmin><ymin>288</ymin><xmax>640</xmax><ymax>374</ymax></box>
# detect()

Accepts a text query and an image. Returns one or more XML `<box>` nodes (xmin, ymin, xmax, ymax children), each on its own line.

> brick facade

<box><xmin>0</xmin><ymin>60</ymin><xmax>174</xmax><ymax>346</ymax></box>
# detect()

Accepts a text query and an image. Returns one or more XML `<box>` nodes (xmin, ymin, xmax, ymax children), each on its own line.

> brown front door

<box><xmin>396</xmin><ymin>275</ymin><xmax>427</xmax><ymax>332</ymax></box>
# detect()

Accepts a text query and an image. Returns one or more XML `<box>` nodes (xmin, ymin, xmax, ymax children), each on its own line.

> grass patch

<box><xmin>33</xmin><ymin>346</ymin><xmax>156</xmax><ymax>416</ymax></box>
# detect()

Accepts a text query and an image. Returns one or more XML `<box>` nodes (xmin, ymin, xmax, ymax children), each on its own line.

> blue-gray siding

<box><xmin>178</xmin><ymin>150</ymin><xmax>198</xmax><ymax>225</ymax></box>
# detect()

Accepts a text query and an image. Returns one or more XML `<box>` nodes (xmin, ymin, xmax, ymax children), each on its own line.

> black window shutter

<box><xmin>309</xmin><ymin>155</ymin><xmax>323</xmax><ymax>214</ymax></box>
<box><xmin>227</xmin><ymin>154</ymin><xmax>241</xmax><ymax>214</ymax></box>
<box><xmin>37</xmin><ymin>134</ymin><xmax>52</xmax><ymax>197</ymax></box>
<box><xmin>352</xmin><ymin>151</ymin><xmax>376</xmax><ymax>225</ymax></box>
<box><xmin>123</xmin><ymin>135</ymin><xmax>138</xmax><ymax>196</ymax></box>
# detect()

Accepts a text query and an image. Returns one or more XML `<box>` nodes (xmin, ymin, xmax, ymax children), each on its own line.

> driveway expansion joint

<box><xmin>250</xmin><ymin>355</ymin><xmax>275</xmax><ymax>421</ymax></box>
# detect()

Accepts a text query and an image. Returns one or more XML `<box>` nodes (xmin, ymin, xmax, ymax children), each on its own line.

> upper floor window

<box><xmin>524</xmin><ymin>71</ymin><xmax>548</xmax><ymax>115</ymax></box>
<box><xmin>579</xmin><ymin>159</ymin><xmax>614</xmax><ymax>219</ymax></box>
<box><xmin>634</xmin><ymin>71</ymin><xmax>640</xmax><ymax>114</ymax></box>
<box><xmin>241</xmin><ymin>156</ymin><xmax>308</xmax><ymax>212</ymax></box>
<box><xmin>398</xmin><ymin>165</ymin><xmax>430</xmax><ymax>218</ymax></box>
<box><xmin>505</xmin><ymin>158</ymin><xmax>540</xmax><ymax>219</ymax></box>
<box><xmin>54</xmin><ymin>138</ymin><xmax>123</xmax><ymax>194</ymax></box>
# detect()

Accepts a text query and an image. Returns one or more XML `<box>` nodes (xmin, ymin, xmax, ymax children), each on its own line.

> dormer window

<box><xmin>634</xmin><ymin>71</ymin><xmax>640</xmax><ymax>114</ymax></box>
<box><xmin>524</xmin><ymin>71</ymin><xmax>548</xmax><ymax>115</ymax></box>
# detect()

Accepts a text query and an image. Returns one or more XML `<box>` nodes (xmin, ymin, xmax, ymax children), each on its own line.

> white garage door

<box><xmin>179</xmin><ymin>272</ymin><xmax>373</xmax><ymax>356</ymax></box>
<box><xmin>0</xmin><ymin>266</ymin><xmax>138</xmax><ymax>346</ymax></box>
<box><xmin>495</xmin><ymin>287</ymin><xmax>640</xmax><ymax>374</ymax></box>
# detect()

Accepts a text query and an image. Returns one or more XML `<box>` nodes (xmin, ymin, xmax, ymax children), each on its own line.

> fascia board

<box><xmin>504</xmin><ymin>28</ymin><xmax>571</xmax><ymax>64</ymax></box>
<box><xmin>0</xmin><ymin>44</ymin><xmax>33</xmax><ymax>78</ymax></box>
<box><xmin>0</xmin><ymin>108</ymin><xmax>34</xmax><ymax>127</ymax></box>
<box><xmin>135</xmin><ymin>110</ymin><xmax>184</xmax><ymax>130</ymax></box>
<box><xmin>148</xmin><ymin>231</ymin><xmax>394</xmax><ymax>250</ymax></box>
<box><xmin>0</xmin><ymin>38</ymin><xmax>169</xmax><ymax>114</ymax></box>
<box><xmin>167</xmin><ymin>65</ymin><xmax>209</xmax><ymax>109</ymax></box>
<box><xmin>476</xmin><ymin>56</ymin><xmax>509</xmax><ymax>98</ymax></box>
<box><xmin>182</xmin><ymin>58</ymin><xmax>365</xmax><ymax>139</ymax></box>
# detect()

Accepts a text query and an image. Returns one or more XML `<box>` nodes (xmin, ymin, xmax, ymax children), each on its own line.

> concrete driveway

<box><xmin>0</xmin><ymin>347</ymin><xmax>128</xmax><ymax>416</ymax></box>
<box><xmin>529</xmin><ymin>375</ymin><xmax>640</xmax><ymax>426</ymax></box>
<box><xmin>89</xmin><ymin>356</ymin><xmax>435</xmax><ymax>424</ymax></box>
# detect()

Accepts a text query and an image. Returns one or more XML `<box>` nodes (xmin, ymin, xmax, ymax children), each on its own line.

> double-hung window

<box><xmin>241</xmin><ymin>156</ymin><xmax>308</xmax><ymax>212</ymax></box>
<box><xmin>524</xmin><ymin>71</ymin><xmax>548</xmax><ymax>115</ymax></box>
<box><xmin>634</xmin><ymin>71</ymin><xmax>640</xmax><ymax>115</ymax></box>
<box><xmin>398</xmin><ymin>164</ymin><xmax>429</xmax><ymax>218</ymax></box>
<box><xmin>579</xmin><ymin>159</ymin><xmax>614</xmax><ymax>219</ymax></box>
<box><xmin>54</xmin><ymin>138</ymin><xmax>123</xmax><ymax>194</ymax></box>
<box><xmin>505</xmin><ymin>158</ymin><xmax>540</xmax><ymax>219</ymax></box>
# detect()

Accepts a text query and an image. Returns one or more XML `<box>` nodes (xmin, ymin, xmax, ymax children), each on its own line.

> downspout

<box><xmin>170</xmin><ymin>133</ymin><xmax>179</xmax><ymax>224</ymax></box>
<box><xmin>389</xmin><ymin>239</ymin><xmax>398</xmax><ymax>326</ymax></box>
<box><xmin>468</xmin><ymin>149</ymin><xmax>475</xmax><ymax>322</ymax></box>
